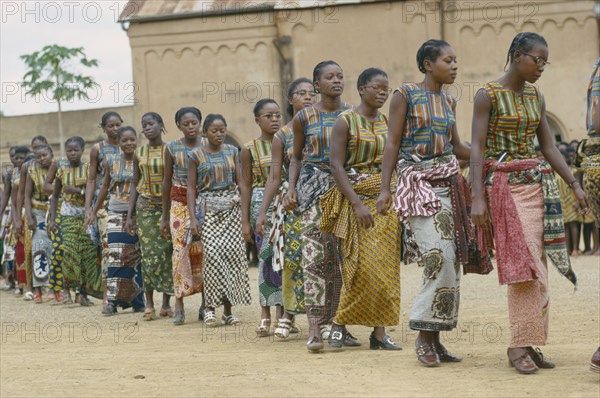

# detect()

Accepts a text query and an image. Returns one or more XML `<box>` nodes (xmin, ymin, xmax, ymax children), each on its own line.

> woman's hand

<box><xmin>376</xmin><ymin>190</ymin><xmax>392</xmax><ymax>215</ymax></box>
<box><xmin>85</xmin><ymin>212</ymin><xmax>96</xmax><ymax>229</ymax></box>
<box><xmin>160</xmin><ymin>216</ymin><xmax>171</xmax><ymax>239</ymax></box>
<box><xmin>353</xmin><ymin>202</ymin><xmax>374</xmax><ymax>229</ymax></box>
<box><xmin>573</xmin><ymin>184</ymin><xmax>590</xmax><ymax>215</ymax></box>
<box><xmin>125</xmin><ymin>216</ymin><xmax>137</xmax><ymax>236</ymax></box>
<box><xmin>255</xmin><ymin>213</ymin><xmax>268</xmax><ymax>237</ymax></box>
<box><xmin>27</xmin><ymin>215</ymin><xmax>36</xmax><ymax>231</ymax></box>
<box><xmin>284</xmin><ymin>189</ymin><xmax>298</xmax><ymax>211</ymax></box>
<box><xmin>470</xmin><ymin>194</ymin><xmax>490</xmax><ymax>226</ymax></box>
<box><xmin>242</xmin><ymin>221</ymin><xmax>254</xmax><ymax>243</ymax></box>
<box><xmin>190</xmin><ymin>218</ymin><xmax>201</xmax><ymax>238</ymax></box>
<box><xmin>63</xmin><ymin>185</ymin><xmax>82</xmax><ymax>195</ymax></box>
<box><xmin>47</xmin><ymin>220</ymin><xmax>57</xmax><ymax>235</ymax></box>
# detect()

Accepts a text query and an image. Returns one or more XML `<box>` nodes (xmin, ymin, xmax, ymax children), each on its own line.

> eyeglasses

<box><xmin>293</xmin><ymin>90</ymin><xmax>317</xmax><ymax>98</ymax></box>
<box><xmin>521</xmin><ymin>52</ymin><xmax>550</xmax><ymax>67</ymax></box>
<box><xmin>363</xmin><ymin>85</ymin><xmax>393</xmax><ymax>93</ymax></box>
<box><xmin>260</xmin><ymin>113</ymin><xmax>282</xmax><ymax>121</ymax></box>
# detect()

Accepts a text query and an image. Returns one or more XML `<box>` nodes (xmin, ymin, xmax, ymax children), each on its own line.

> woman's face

<box><xmin>315</xmin><ymin>64</ymin><xmax>344</xmax><ymax>98</ymax></box>
<box><xmin>255</xmin><ymin>102</ymin><xmax>281</xmax><ymax>136</ymax></box>
<box><xmin>36</xmin><ymin>148</ymin><xmax>53</xmax><ymax>169</ymax></box>
<box><xmin>204</xmin><ymin>119</ymin><xmax>227</xmax><ymax>147</ymax></box>
<box><xmin>65</xmin><ymin>142</ymin><xmax>83</xmax><ymax>164</ymax></box>
<box><xmin>141</xmin><ymin>115</ymin><xmax>163</xmax><ymax>141</ymax></box>
<box><xmin>289</xmin><ymin>82</ymin><xmax>317</xmax><ymax>113</ymax></box>
<box><xmin>359</xmin><ymin>74</ymin><xmax>391</xmax><ymax>109</ymax></box>
<box><xmin>119</xmin><ymin>130</ymin><xmax>137</xmax><ymax>155</ymax></box>
<box><xmin>515</xmin><ymin>43</ymin><xmax>549</xmax><ymax>84</ymax></box>
<box><xmin>178</xmin><ymin>113</ymin><xmax>201</xmax><ymax>140</ymax></box>
<box><xmin>429</xmin><ymin>46</ymin><xmax>458</xmax><ymax>85</ymax></box>
<box><xmin>103</xmin><ymin>116</ymin><xmax>122</xmax><ymax>140</ymax></box>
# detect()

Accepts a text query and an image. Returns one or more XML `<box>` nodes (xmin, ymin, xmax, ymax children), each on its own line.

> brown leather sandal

<box><xmin>416</xmin><ymin>338</ymin><xmax>440</xmax><ymax>367</ymax></box>
<box><xmin>507</xmin><ymin>348</ymin><xmax>538</xmax><ymax>374</ymax></box>
<box><xmin>526</xmin><ymin>347</ymin><xmax>555</xmax><ymax>369</ymax></box>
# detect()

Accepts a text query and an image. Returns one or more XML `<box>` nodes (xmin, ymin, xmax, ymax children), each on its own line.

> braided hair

<box><xmin>175</xmin><ymin>107</ymin><xmax>202</xmax><ymax>126</ymax></box>
<box><xmin>505</xmin><ymin>32</ymin><xmax>548</xmax><ymax>70</ymax></box>
<box><xmin>416</xmin><ymin>39</ymin><xmax>450</xmax><ymax>74</ymax></box>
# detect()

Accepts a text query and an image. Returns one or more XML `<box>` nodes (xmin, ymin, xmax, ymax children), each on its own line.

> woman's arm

<box><xmin>24</xmin><ymin>173</ymin><xmax>34</xmax><ymax>231</ymax></box>
<box><xmin>126</xmin><ymin>155</ymin><xmax>140</xmax><ymax>235</ymax></box>
<box><xmin>469</xmin><ymin>89</ymin><xmax>492</xmax><ymax>226</ymax></box>
<box><xmin>450</xmin><ymin>102</ymin><xmax>470</xmax><ymax>161</ymax></box>
<box><xmin>86</xmin><ymin>160</ymin><xmax>111</xmax><ymax>227</ymax></box>
<box><xmin>43</xmin><ymin>161</ymin><xmax>58</xmax><ymax>195</ymax></box>
<box><xmin>187</xmin><ymin>157</ymin><xmax>200</xmax><ymax>236</ymax></box>
<box><xmin>256</xmin><ymin>135</ymin><xmax>285</xmax><ymax>236</ymax></box>
<box><xmin>161</xmin><ymin>148</ymin><xmax>174</xmax><ymax>239</ymax></box>
<box><xmin>85</xmin><ymin>146</ymin><xmax>99</xmax><ymax>217</ymax></box>
<box><xmin>239</xmin><ymin>146</ymin><xmax>254</xmax><ymax>243</ymax></box>
<box><xmin>330</xmin><ymin>117</ymin><xmax>374</xmax><ymax>228</ymax></box>
<box><xmin>537</xmin><ymin>98</ymin><xmax>589</xmax><ymax>213</ymax></box>
<box><xmin>48</xmin><ymin>177</ymin><xmax>63</xmax><ymax>233</ymax></box>
<box><xmin>0</xmin><ymin>171</ymin><xmax>12</xmax><ymax>216</ymax></box>
<box><xmin>285</xmin><ymin>115</ymin><xmax>304</xmax><ymax>210</ymax></box>
<box><xmin>376</xmin><ymin>92</ymin><xmax>407</xmax><ymax>214</ymax></box>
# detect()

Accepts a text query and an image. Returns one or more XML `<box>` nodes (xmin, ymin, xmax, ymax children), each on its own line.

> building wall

<box><xmin>0</xmin><ymin>106</ymin><xmax>135</xmax><ymax>164</ymax></box>
<box><xmin>125</xmin><ymin>0</ymin><xmax>598</xmax><ymax>147</ymax></box>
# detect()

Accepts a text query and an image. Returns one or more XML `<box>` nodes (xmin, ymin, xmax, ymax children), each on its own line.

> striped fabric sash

<box><xmin>393</xmin><ymin>155</ymin><xmax>459</xmax><ymax>222</ymax></box>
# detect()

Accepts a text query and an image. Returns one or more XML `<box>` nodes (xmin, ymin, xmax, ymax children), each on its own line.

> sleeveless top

<box><xmin>298</xmin><ymin>103</ymin><xmax>352</xmax><ymax>164</ymax></box>
<box><xmin>397</xmin><ymin>83</ymin><xmax>456</xmax><ymax>160</ymax></box>
<box><xmin>27</xmin><ymin>162</ymin><xmax>50</xmax><ymax>204</ymax></box>
<box><xmin>136</xmin><ymin>145</ymin><xmax>165</xmax><ymax>197</ymax></box>
<box><xmin>483</xmin><ymin>81</ymin><xmax>542</xmax><ymax>160</ymax></box>
<box><xmin>188</xmin><ymin>144</ymin><xmax>238</xmax><ymax>193</ymax></box>
<box><xmin>167</xmin><ymin>139</ymin><xmax>197</xmax><ymax>187</ymax></box>
<box><xmin>339</xmin><ymin>109</ymin><xmax>388</xmax><ymax>174</ymax></box>
<box><xmin>94</xmin><ymin>141</ymin><xmax>120</xmax><ymax>188</ymax></box>
<box><xmin>274</xmin><ymin>125</ymin><xmax>294</xmax><ymax>179</ymax></box>
<box><xmin>55</xmin><ymin>163</ymin><xmax>88</xmax><ymax>207</ymax></box>
<box><xmin>244</xmin><ymin>139</ymin><xmax>275</xmax><ymax>188</ymax></box>
<box><xmin>587</xmin><ymin>58</ymin><xmax>600</xmax><ymax>137</ymax></box>
<box><xmin>107</xmin><ymin>156</ymin><xmax>135</xmax><ymax>201</ymax></box>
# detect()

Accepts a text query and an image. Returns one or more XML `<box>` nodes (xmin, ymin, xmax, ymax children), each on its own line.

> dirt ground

<box><xmin>1</xmin><ymin>255</ymin><xmax>599</xmax><ymax>398</ymax></box>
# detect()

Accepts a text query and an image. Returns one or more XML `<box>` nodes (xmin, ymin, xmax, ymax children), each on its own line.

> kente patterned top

<box><xmin>107</xmin><ymin>156</ymin><xmax>135</xmax><ymax>201</ymax></box>
<box><xmin>56</xmin><ymin>162</ymin><xmax>89</xmax><ymax>207</ymax></box>
<box><xmin>136</xmin><ymin>145</ymin><xmax>165</xmax><ymax>197</ymax></box>
<box><xmin>167</xmin><ymin>139</ymin><xmax>197</xmax><ymax>187</ymax></box>
<box><xmin>93</xmin><ymin>141</ymin><xmax>120</xmax><ymax>188</ymax></box>
<box><xmin>397</xmin><ymin>83</ymin><xmax>456</xmax><ymax>161</ymax></box>
<box><xmin>587</xmin><ymin>58</ymin><xmax>600</xmax><ymax>136</ymax></box>
<box><xmin>27</xmin><ymin>161</ymin><xmax>50</xmax><ymax>203</ymax></box>
<box><xmin>274</xmin><ymin>125</ymin><xmax>294</xmax><ymax>172</ymax></box>
<box><xmin>298</xmin><ymin>103</ymin><xmax>352</xmax><ymax>164</ymax></box>
<box><xmin>244</xmin><ymin>138</ymin><xmax>275</xmax><ymax>188</ymax></box>
<box><xmin>483</xmin><ymin>81</ymin><xmax>542</xmax><ymax>160</ymax></box>
<box><xmin>339</xmin><ymin>109</ymin><xmax>388</xmax><ymax>174</ymax></box>
<box><xmin>188</xmin><ymin>144</ymin><xmax>238</xmax><ymax>192</ymax></box>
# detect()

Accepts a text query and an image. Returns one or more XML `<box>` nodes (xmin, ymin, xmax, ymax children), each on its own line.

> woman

<box><xmin>49</xmin><ymin>136</ymin><xmax>102</xmax><ymax>306</ymax></box>
<box><xmin>255</xmin><ymin>78</ymin><xmax>316</xmax><ymax>338</ymax></box>
<box><xmin>188</xmin><ymin>114</ymin><xmax>252</xmax><ymax>326</ymax></box>
<box><xmin>85</xmin><ymin>111</ymin><xmax>123</xmax><ymax>311</ymax></box>
<box><xmin>286</xmin><ymin>60</ymin><xmax>355</xmax><ymax>352</ymax></box>
<box><xmin>161</xmin><ymin>107</ymin><xmax>204</xmax><ymax>325</ymax></box>
<box><xmin>378</xmin><ymin>39</ymin><xmax>490</xmax><ymax>366</ymax></box>
<box><xmin>87</xmin><ymin>126</ymin><xmax>144</xmax><ymax>315</ymax></box>
<box><xmin>126</xmin><ymin>112</ymin><xmax>174</xmax><ymax>320</ymax></box>
<box><xmin>470</xmin><ymin>32</ymin><xmax>588</xmax><ymax>374</ymax></box>
<box><xmin>24</xmin><ymin>145</ymin><xmax>54</xmax><ymax>303</ymax></box>
<box><xmin>240</xmin><ymin>99</ymin><xmax>283</xmax><ymax>337</ymax></box>
<box><xmin>322</xmin><ymin>67</ymin><xmax>401</xmax><ymax>350</ymax></box>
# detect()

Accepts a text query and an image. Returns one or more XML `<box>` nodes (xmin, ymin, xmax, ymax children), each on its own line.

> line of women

<box><xmin>1</xmin><ymin>33</ymin><xmax>596</xmax><ymax>374</ymax></box>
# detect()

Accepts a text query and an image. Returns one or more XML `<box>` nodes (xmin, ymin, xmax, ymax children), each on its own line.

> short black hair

<box><xmin>313</xmin><ymin>60</ymin><xmax>341</xmax><ymax>83</ymax></box>
<box><xmin>36</xmin><ymin>145</ymin><xmax>53</xmax><ymax>155</ymax></box>
<box><xmin>100</xmin><ymin>111</ymin><xmax>123</xmax><ymax>127</ymax></box>
<box><xmin>31</xmin><ymin>135</ymin><xmax>48</xmax><ymax>145</ymax></box>
<box><xmin>357</xmin><ymin>67</ymin><xmax>388</xmax><ymax>90</ymax></box>
<box><xmin>13</xmin><ymin>146</ymin><xmax>30</xmax><ymax>155</ymax></box>
<box><xmin>286</xmin><ymin>77</ymin><xmax>313</xmax><ymax>117</ymax></box>
<box><xmin>202</xmin><ymin>114</ymin><xmax>227</xmax><ymax>132</ymax></box>
<box><xmin>175</xmin><ymin>107</ymin><xmax>202</xmax><ymax>125</ymax></box>
<box><xmin>117</xmin><ymin>126</ymin><xmax>137</xmax><ymax>140</ymax></box>
<box><xmin>505</xmin><ymin>32</ymin><xmax>548</xmax><ymax>70</ymax></box>
<box><xmin>142</xmin><ymin>112</ymin><xmax>164</xmax><ymax>126</ymax></box>
<box><xmin>416</xmin><ymin>39</ymin><xmax>451</xmax><ymax>74</ymax></box>
<box><xmin>65</xmin><ymin>136</ymin><xmax>85</xmax><ymax>150</ymax></box>
<box><xmin>253</xmin><ymin>98</ymin><xmax>279</xmax><ymax>117</ymax></box>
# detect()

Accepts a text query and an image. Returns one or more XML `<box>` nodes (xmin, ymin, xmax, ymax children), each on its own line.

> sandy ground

<box><xmin>1</xmin><ymin>255</ymin><xmax>599</xmax><ymax>398</ymax></box>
